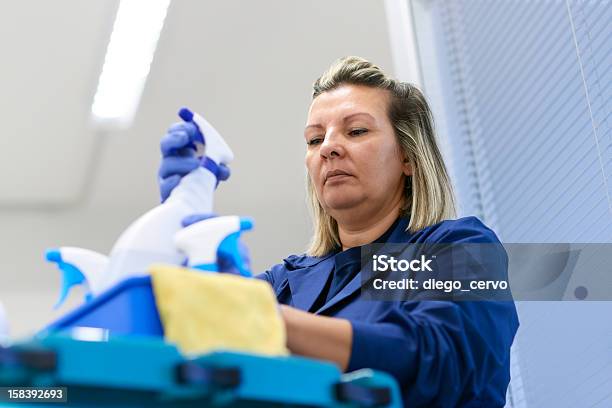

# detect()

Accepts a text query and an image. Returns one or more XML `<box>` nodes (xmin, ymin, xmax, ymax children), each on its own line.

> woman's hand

<box><xmin>279</xmin><ymin>305</ymin><xmax>352</xmax><ymax>371</ymax></box>
<box><xmin>158</xmin><ymin>122</ymin><xmax>231</xmax><ymax>202</ymax></box>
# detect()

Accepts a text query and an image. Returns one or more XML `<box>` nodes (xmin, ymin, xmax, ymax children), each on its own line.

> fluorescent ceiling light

<box><xmin>91</xmin><ymin>0</ymin><xmax>171</xmax><ymax>128</ymax></box>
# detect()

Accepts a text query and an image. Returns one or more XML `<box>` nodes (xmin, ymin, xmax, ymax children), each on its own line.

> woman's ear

<box><xmin>402</xmin><ymin>159</ymin><xmax>413</xmax><ymax>176</ymax></box>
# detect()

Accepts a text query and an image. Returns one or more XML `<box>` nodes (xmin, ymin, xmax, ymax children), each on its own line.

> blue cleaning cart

<box><xmin>0</xmin><ymin>332</ymin><xmax>401</xmax><ymax>407</ymax></box>
<box><xmin>0</xmin><ymin>275</ymin><xmax>402</xmax><ymax>407</ymax></box>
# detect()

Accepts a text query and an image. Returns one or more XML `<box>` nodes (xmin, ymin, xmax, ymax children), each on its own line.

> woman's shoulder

<box><xmin>255</xmin><ymin>252</ymin><xmax>334</xmax><ymax>287</ymax></box>
<box><xmin>411</xmin><ymin>216</ymin><xmax>501</xmax><ymax>244</ymax></box>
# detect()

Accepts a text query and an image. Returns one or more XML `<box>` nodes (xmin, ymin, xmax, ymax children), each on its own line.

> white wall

<box><xmin>0</xmin><ymin>0</ymin><xmax>394</xmax><ymax>338</ymax></box>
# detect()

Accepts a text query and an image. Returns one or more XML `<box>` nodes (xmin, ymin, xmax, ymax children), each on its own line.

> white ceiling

<box><xmin>0</xmin><ymin>0</ymin><xmax>118</xmax><ymax>206</ymax></box>
<box><xmin>0</xmin><ymin>0</ymin><xmax>394</xmax><ymax>334</ymax></box>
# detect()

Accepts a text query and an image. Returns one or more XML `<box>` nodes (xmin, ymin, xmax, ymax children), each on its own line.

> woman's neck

<box><xmin>336</xmin><ymin>195</ymin><xmax>404</xmax><ymax>250</ymax></box>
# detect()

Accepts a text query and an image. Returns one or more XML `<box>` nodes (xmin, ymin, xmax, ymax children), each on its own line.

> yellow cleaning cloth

<box><xmin>150</xmin><ymin>264</ymin><xmax>287</xmax><ymax>356</ymax></box>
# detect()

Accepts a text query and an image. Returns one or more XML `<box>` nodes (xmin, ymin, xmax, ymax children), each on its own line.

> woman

<box><xmin>158</xmin><ymin>57</ymin><xmax>519</xmax><ymax>407</ymax></box>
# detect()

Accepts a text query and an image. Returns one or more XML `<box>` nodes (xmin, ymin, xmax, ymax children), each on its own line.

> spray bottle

<box><xmin>47</xmin><ymin>108</ymin><xmax>235</xmax><ymax>306</ymax></box>
<box><xmin>103</xmin><ymin>108</ymin><xmax>234</xmax><ymax>285</ymax></box>
<box><xmin>174</xmin><ymin>215</ymin><xmax>254</xmax><ymax>277</ymax></box>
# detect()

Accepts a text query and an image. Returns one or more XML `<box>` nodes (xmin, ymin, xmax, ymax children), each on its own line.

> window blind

<box><xmin>412</xmin><ymin>1</ymin><xmax>612</xmax><ymax>407</ymax></box>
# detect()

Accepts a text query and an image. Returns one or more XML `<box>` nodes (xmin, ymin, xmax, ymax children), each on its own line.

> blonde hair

<box><xmin>307</xmin><ymin>56</ymin><xmax>456</xmax><ymax>256</ymax></box>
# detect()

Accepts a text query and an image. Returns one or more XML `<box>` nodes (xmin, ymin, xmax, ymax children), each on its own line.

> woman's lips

<box><xmin>324</xmin><ymin>169</ymin><xmax>353</xmax><ymax>184</ymax></box>
<box><xmin>326</xmin><ymin>174</ymin><xmax>352</xmax><ymax>184</ymax></box>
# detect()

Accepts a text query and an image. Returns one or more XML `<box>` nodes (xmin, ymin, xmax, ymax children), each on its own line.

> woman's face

<box><xmin>305</xmin><ymin>84</ymin><xmax>411</xmax><ymax>218</ymax></box>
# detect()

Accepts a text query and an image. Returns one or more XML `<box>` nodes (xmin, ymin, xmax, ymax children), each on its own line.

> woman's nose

<box><xmin>319</xmin><ymin>132</ymin><xmax>345</xmax><ymax>159</ymax></box>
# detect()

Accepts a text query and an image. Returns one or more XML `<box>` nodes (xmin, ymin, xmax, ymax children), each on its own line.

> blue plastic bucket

<box><xmin>45</xmin><ymin>276</ymin><xmax>163</xmax><ymax>337</ymax></box>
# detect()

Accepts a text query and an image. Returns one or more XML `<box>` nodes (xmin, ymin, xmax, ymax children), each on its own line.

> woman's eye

<box><xmin>349</xmin><ymin>128</ymin><xmax>368</xmax><ymax>136</ymax></box>
<box><xmin>307</xmin><ymin>137</ymin><xmax>323</xmax><ymax>146</ymax></box>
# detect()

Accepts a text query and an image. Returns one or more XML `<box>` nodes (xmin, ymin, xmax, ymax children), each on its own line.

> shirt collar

<box><xmin>284</xmin><ymin>215</ymin><xmax>411</xmax><ymax>270</ymax></box>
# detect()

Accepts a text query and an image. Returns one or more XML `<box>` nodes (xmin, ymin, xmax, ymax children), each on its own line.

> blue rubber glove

<box><xmin>158</xmin><ymin>122</ymin><xmax>231</xmax><ymax>203</ymax></box>
<box><xmin>182</xmin><ymin>213</ymin><xmax>251</xmax><ymax>275</ymax></box>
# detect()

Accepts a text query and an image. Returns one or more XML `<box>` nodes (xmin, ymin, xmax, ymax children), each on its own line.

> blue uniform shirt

<box><xmin>256</xmin><ymin>216</ymin><xmax>519</xmax><ymax>407</ymax></box>
<box><xmin>311</xmin><ymin>217</ymin><xmax>402</xmax><ymax>312</ymax></box>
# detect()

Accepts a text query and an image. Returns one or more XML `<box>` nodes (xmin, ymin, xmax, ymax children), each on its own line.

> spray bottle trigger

<box><xmin>217</xmin><ymin>217</ymin><xmax>253</xmax><ymax>277</ymax></box>
<box><xmin>46</xmin><ymin>249</ymin><xmax>87</xmax><ymax>309</ymax></box>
